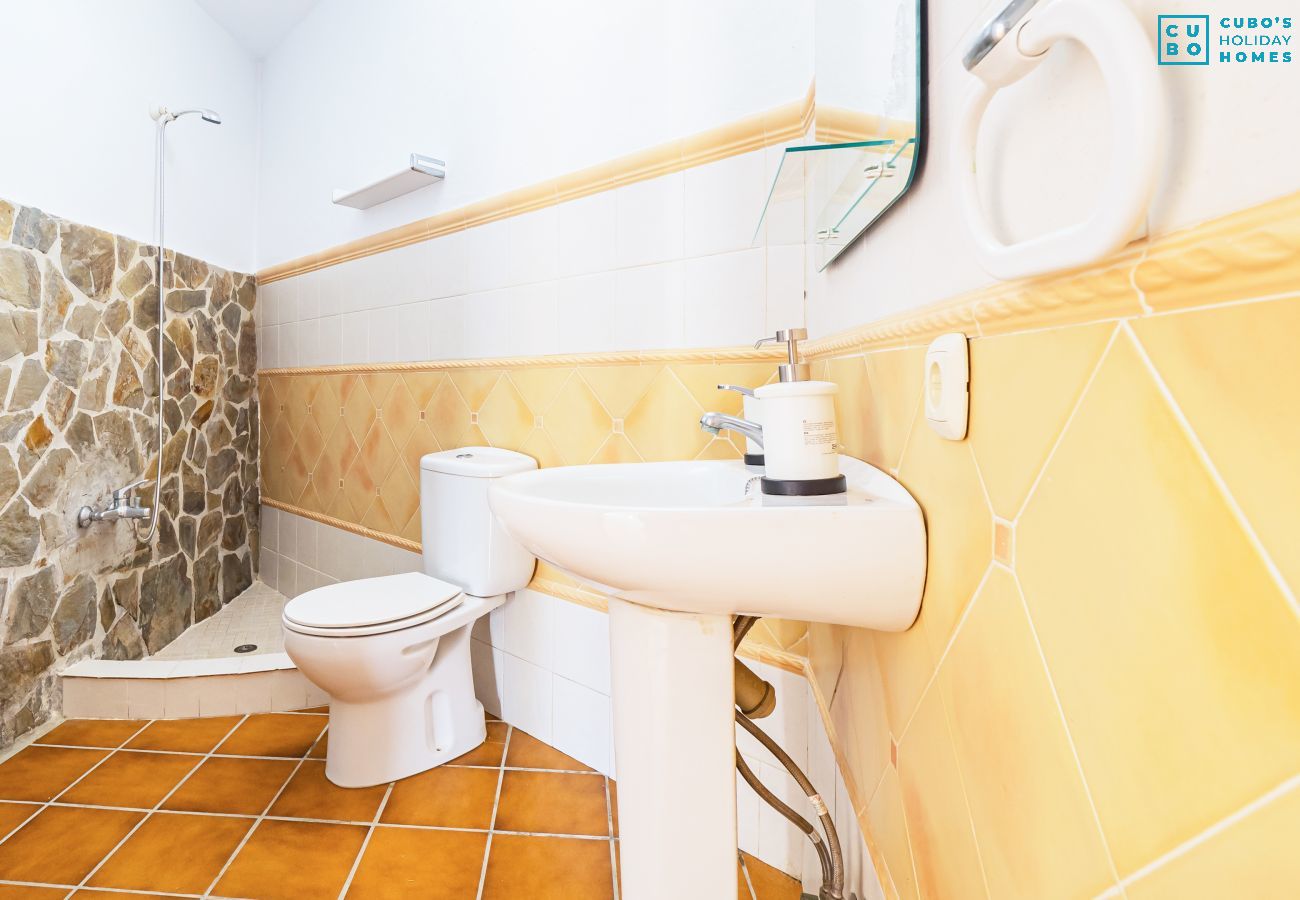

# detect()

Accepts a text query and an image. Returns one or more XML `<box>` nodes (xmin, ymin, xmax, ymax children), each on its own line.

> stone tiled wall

<box><xmin>0</xmin><ymin>198</ymin><xmax>259</xmax><ymax>748</ymax></box>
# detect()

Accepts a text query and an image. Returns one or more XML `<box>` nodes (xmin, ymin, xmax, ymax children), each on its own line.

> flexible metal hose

<box><xmin>738</xmin><ymin>710</ymin><xmax>845</xmax><ymax>899</ymax></box>
<box><xmin>736</xmin><ymin>749</ymin><xmax>832</xmax><ymax>883</ymax></box>
<box><xmin>733</xmin><ymin>615</ymin><xmax>759</xmax><ymax>649</ymax></box>
<box><xmin>732</xmin><ymin>614</ymin><xmax>847</xmax><ymax>900</ymax></box>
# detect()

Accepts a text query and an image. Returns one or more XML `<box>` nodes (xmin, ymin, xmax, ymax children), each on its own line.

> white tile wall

<box><xmin>61</xmin><ymin>666</ymin><xmax>326</xmax><ymax>721</ymax></box>
<box><xmin>256</xmin><ymin>147</ymin><xmax>802</xmax><ymax>370</ymax></box>
<box><xmin>259</xmin><ymin>505</ymin><xmax>422</xmax><ymax>601</ymax></box>
<box><xmin>266</xmin><ymin>505</ymin><xmax>879</xmax><ymax>890</ymax></box>
<box><xmin>557</xmin><ymin>191</ymin><xmax>619</xmax><ymax>278</ymax></box>
<box><xmin>616</xmin><ymin>172</ymin><xmax>686</xmax><ymax>269</ymax></box>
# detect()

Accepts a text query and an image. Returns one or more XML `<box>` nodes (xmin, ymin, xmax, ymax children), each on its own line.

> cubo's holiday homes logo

<box><xmin>1159</xmin><ymin>14</ymin><xmax>1294</xmax><ymax>65</ymax></box>
<box><xmin>1159</xmin><ymin>15</ymin><xmax>1210</xmax><ymax>64</ymax></box>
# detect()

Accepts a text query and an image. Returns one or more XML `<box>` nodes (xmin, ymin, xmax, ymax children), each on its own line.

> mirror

<box><xmin>756</xmin><ymin>0</ymin><xmax>924</xmax><ymax>270</ymax></box>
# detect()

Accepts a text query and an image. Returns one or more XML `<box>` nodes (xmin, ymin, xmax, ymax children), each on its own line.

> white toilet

<box><xmin>282</xmin><ymin>447</ymin><xmax>537</xmax><ymax>787</ymax></box>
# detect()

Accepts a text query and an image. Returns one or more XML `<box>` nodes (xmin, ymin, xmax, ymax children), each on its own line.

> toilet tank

<box><xmin>419</xmin><ymin>447</ymin><xmax>537</xmax><ymax>597</ymax></box>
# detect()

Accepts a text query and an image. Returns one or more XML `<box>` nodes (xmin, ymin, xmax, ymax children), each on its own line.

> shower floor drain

<box><xmin>234</xmin><ymin>644</ymin><xmax>258</xmax><ymax>654</ymax></box>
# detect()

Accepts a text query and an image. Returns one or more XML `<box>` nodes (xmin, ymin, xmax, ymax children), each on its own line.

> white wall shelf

<box><xmin>332</xmin><ymin>154</ymin><xmax>446</xmax><ymax>209</ymax></box>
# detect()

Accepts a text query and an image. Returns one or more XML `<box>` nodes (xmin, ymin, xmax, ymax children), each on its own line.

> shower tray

<box><xmin>154</xmin><ymin>581</ymin><xmax>288</xmax><ymax>660</ymax></box>
<box><xmin>60</xmin><ymin>580</ymin><xmax>326</xmax><ymax>719</ymax></box>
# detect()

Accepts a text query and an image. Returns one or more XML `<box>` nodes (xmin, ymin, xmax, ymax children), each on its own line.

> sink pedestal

<box><xmin>609</xmin><ymin>598</ymin><xmax>738</xmax><ymax>900</ymax></box>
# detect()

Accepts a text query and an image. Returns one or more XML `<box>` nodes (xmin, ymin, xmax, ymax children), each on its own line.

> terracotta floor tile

<box><xmin>59</xmin><ymin>751</ymin><xmax>201</xmax><ymax>809</ymax></box>
<box><xmin>505</xmin><ymin>729</ymin><xmax>594</xmax><ymax>771</ymax></box>
<box><xmin>0</xmin><ymin>801</ymin><xmax>39</xmax><ymax>840</ymax></box>
<box><xmin>0</xmin><ymin>885</ymin><xmax>68</xmax><ymax>899</ymax></box>
<box><xmin>124</xmin><ymin>716</ymin><xmax>244</xmax><ymax>753</ymax></box>
<box><xmin>307</xmin><ymin>730</ymin><xmax>328</xmax><ymax>760</ymax></box>
<box><xmin>0</xmin><ymin>746</ymin><xmax>108</xmax><ymax>802</ymax></box>
<box><xmin>301</xmin><ymin>706</ymin><xmax>329</xmax><ymax>714</ymax></box>
<box><xmin>213</xmin><ymin>819</ymin><xmax>368</xmax><ymax>900</ymax></box>
<box><xmin>88</xmin><ymin>811</ymin><xmax>253</xmax><ymax>894</ymax></box>
<box><xmin>161</xmin><ymin>756</ymin><xmax>297</xmax><ymax>815</ymax></box>
<box><xmin>36</xmin><ymin>719</ymin><xmax>145</xmax><ymax>749</ymax></box>
<box><xmin>743</xmin><ymin>852</ymin><xmax>802</xmax><ymax>900</ymax></box>
<box><xmin>450</xmin><ymin>737</ymin><xmax>506</xmax><ymax>767</ymax></box>
<box><xmin>216</xmin><ymin>713</ymin><xmax>326</xmax><ymax>758</ymax></box>
<box><xmin>345</xmin><ymin>826</ymin><xmax>488</xmax><ymax>899</ymax></box>
<box><xmin>269</xmin><ymin>760</ymin><xmax>387</xmax><ymax>822</ymax></box>
<box><xmin>495</xmin><ymin>770</ymin><xmax>610</xmax><ymax>836</ymax></box>
<box><xmin>481</xmin><ymin>833</ymin><xmax>614</xmax><ymax>900</ymax></box>
<box><xmin>381</xmin><ymin>765</ymin><xmax>499</xmax><ymax>829</ymax></box>
<box><xmin>0</xmin><ymin>806</ymin><xmax>142</xmax><ymax>885</ymax></box>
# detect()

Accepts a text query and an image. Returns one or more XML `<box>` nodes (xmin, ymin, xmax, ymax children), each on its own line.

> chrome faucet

<box><xmin>77</xmin><ymin>480</ymin><xmax>152</xmax><ymax>528</ymax></box>
<box><xmin>699</xmin><ymin>411</ymin><xmax>764</xmax><ymax>448</ymax></box>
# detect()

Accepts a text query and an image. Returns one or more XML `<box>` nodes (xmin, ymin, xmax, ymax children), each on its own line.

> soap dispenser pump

<box><xmin>753</xmin><ymin>329</ymin><xmax>845</xmax><ymax>496</ymax></box>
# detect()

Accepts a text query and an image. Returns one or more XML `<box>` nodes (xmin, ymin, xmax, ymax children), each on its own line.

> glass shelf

<box><xmin>754</xmin><ymin>138</ymin><xmax>918</xmax><ymax>270</ymax></box>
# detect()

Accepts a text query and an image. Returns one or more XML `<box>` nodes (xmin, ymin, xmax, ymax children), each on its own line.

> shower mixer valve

<box><xmin>76</xmin><ymin>480</ymin><xmax>152</xmax><ymax>528</ymax></box>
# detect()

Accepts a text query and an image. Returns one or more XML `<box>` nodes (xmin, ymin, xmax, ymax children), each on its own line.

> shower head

<box><xmin>149</xmin><ymin>105</ymin><xmax>222</xmax><ymax>125</ymax></box>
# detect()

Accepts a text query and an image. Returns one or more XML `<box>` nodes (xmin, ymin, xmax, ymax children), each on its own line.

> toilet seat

<box><xmin>283</xmin><ymin>571</ymin><xmax>465</xmax><ymax>638</ymax></box>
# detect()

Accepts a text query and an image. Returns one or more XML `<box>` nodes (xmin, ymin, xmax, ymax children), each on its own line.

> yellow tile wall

<box><xmin>258</xmin><ymin>358</ymin><xmax>812</xmax><ymax>666</ymax></box>
<box><xmin>812</xmin><ymin>192</ymin><xmax>1300</xmax><ymax>898</ymax></box>
<box><xmin>259</xmin><ymin>359</ymin><xmax>780</xmax><ymax>540</ymax></box>
<box><xmin>259</xmin><ymin>191</ymin><xmax>1300</xmax><ymax>898</ymax></box>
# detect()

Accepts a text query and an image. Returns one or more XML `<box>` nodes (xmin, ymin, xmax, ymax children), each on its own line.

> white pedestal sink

<box><xmin>489</xmin><ymin>455</ymin><xmax>925</xmax><ymax>900</ymax></box>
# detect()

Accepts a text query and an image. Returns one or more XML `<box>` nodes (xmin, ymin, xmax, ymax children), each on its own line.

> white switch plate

<box><xmin>924</xmin><ymin>333</ymin><xmax>969</xmax><ymax>441</ymax></box>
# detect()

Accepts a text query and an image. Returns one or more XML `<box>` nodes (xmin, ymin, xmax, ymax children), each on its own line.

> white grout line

<box><xmin>1123</xmin><ymin>320</ymin><xmax>1300</xmax><ymax>620</ymax></box>
<box><xmin>1104</xmin><ymin>774</ymin><xmax>1300</xmax><ymax>896</ymax></box>
<box><xmin>0</xmin><ymin>718</ymin><xmax>155</xmax><ymax>868</ymax></box>
<box><xmin>335</xmin><ymin>780</ymin><xmax>394</xmax><ymax>899</ymax></box>
<box><xmin>0</xmin><ymin>880</ymin><xmax>202</xmax><ymax>898</ymax></box>
<box><xmin>1011</xmin><ymin>323</ymin><xmax>1121</xmax><ymax>523</ymax></box>
<box><xmin>71</xmin><ymin>715</ymin><xmax>249</xmax><ymax>898</ymax></box>
<box><xmin>1138</xmin><ymin>287</ymin><xmax>1300</xmax><ymax>319</ymax></box>
<box><xmin>928</xmin><ymin>676</ymin><xmax>995</xmax><ymax>900</ymax></box>
<box><xmin>24</xmin><ymin>742</ymin><xmax>589</xmax><ymax>774</ymax></box>
<box><xmin>1008</xmin><ymin>568</ymin><xmax>1124</xmax><ymax>888</ymax></box>
<box><xmin>895</xmin><ymin>561</ymin><xmax>995</xmax><ymax>743</ymax></box>
<box><xmin>605</xmin><ymin>776</ymin><xmax>620</xmax><ymax>900</ymax></box>
<box><xmin>474</xmin><ymin>724</ymin><xmax>512</xmax><ymax>900</ymax></box>
<box><xmin>737</xmin><ymin>851</ymin><xmax>757</xmax><ymax>900</ymax></box>
<box><xmin>4</xmin><ymin>716</ymin><xmax>626</xmax><ymax>896</ymax></box>
<box><xmin>200</xmin><ymin>721</ymin><xmax>322</xmax><ymax>899</ymax></box>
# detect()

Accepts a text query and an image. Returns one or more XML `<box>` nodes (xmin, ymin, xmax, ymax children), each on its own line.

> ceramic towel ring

<box><xmin>954</xmin><ymin>0</ymin><xmax>1165</xmax><ymax>279</ymax></box>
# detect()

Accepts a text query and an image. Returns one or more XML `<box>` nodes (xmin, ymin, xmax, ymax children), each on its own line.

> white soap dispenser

<box><xmin>753</xmin><ymin>329</ymin><xmax>845</xmax><ymax>496</ymax></box>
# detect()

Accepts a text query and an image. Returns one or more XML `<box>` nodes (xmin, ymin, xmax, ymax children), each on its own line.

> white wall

<box><xmin>256</xmin><ymin>144</ymin><xmax>807</xmax><ymax>366</ymax></box>
<box><xmin>808</xmin><ymin>0</ymin><xmax>1300</xmax><ymax>336</ymax></box>
<box><xmin>0</xmin><ymin>0</ymin><xmax>260</xmax><ymax>273</ymax></box>
<box><xmin>256</xmin><ymin>0</ymin><xmax>814</xmax><ymax>267</ymax></box>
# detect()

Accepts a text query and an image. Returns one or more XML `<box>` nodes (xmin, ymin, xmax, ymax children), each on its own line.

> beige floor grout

<box><xmin>474</xmin><ymin>723</ymin><xmax>512</xmax><ymax>900</ymax></box>
<box><xmin>738</xmin><ymin>851</ymin><xmax>759</xmax><ymax>900</ymax></box>
<box><xmin>199</xmin><ymin>719</ymin><xmax>324</xmax><ymax>899</ymax></box>
<box><xmin>0</xmin><ymin>718</ymin><xmax>157</xmax><ymax>883</ymax></box>
<box><xmin>0</xmin><ymin>714</ymin><xmax>810</xmax><ymax>900</ymax></box>
<box><xmin>605</xmin><ymin>775</ymin><xmax>620</xmax><ymax>900</ymax></box>
<box><xmin>334</xmin><ymin>779</ymin><xmax>395</xmax><ymax>900</ymax></box>
<box><xmin>71</xmin><ymin>715</ymin><xmax>249</xmax><ymax>898</ymax></box>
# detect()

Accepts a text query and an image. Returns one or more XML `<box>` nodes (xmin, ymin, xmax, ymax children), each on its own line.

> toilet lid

<box><xmin>283</xmin><ymin>572</ymin><xmax>464</xmax><ymax>631</ymax></box>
